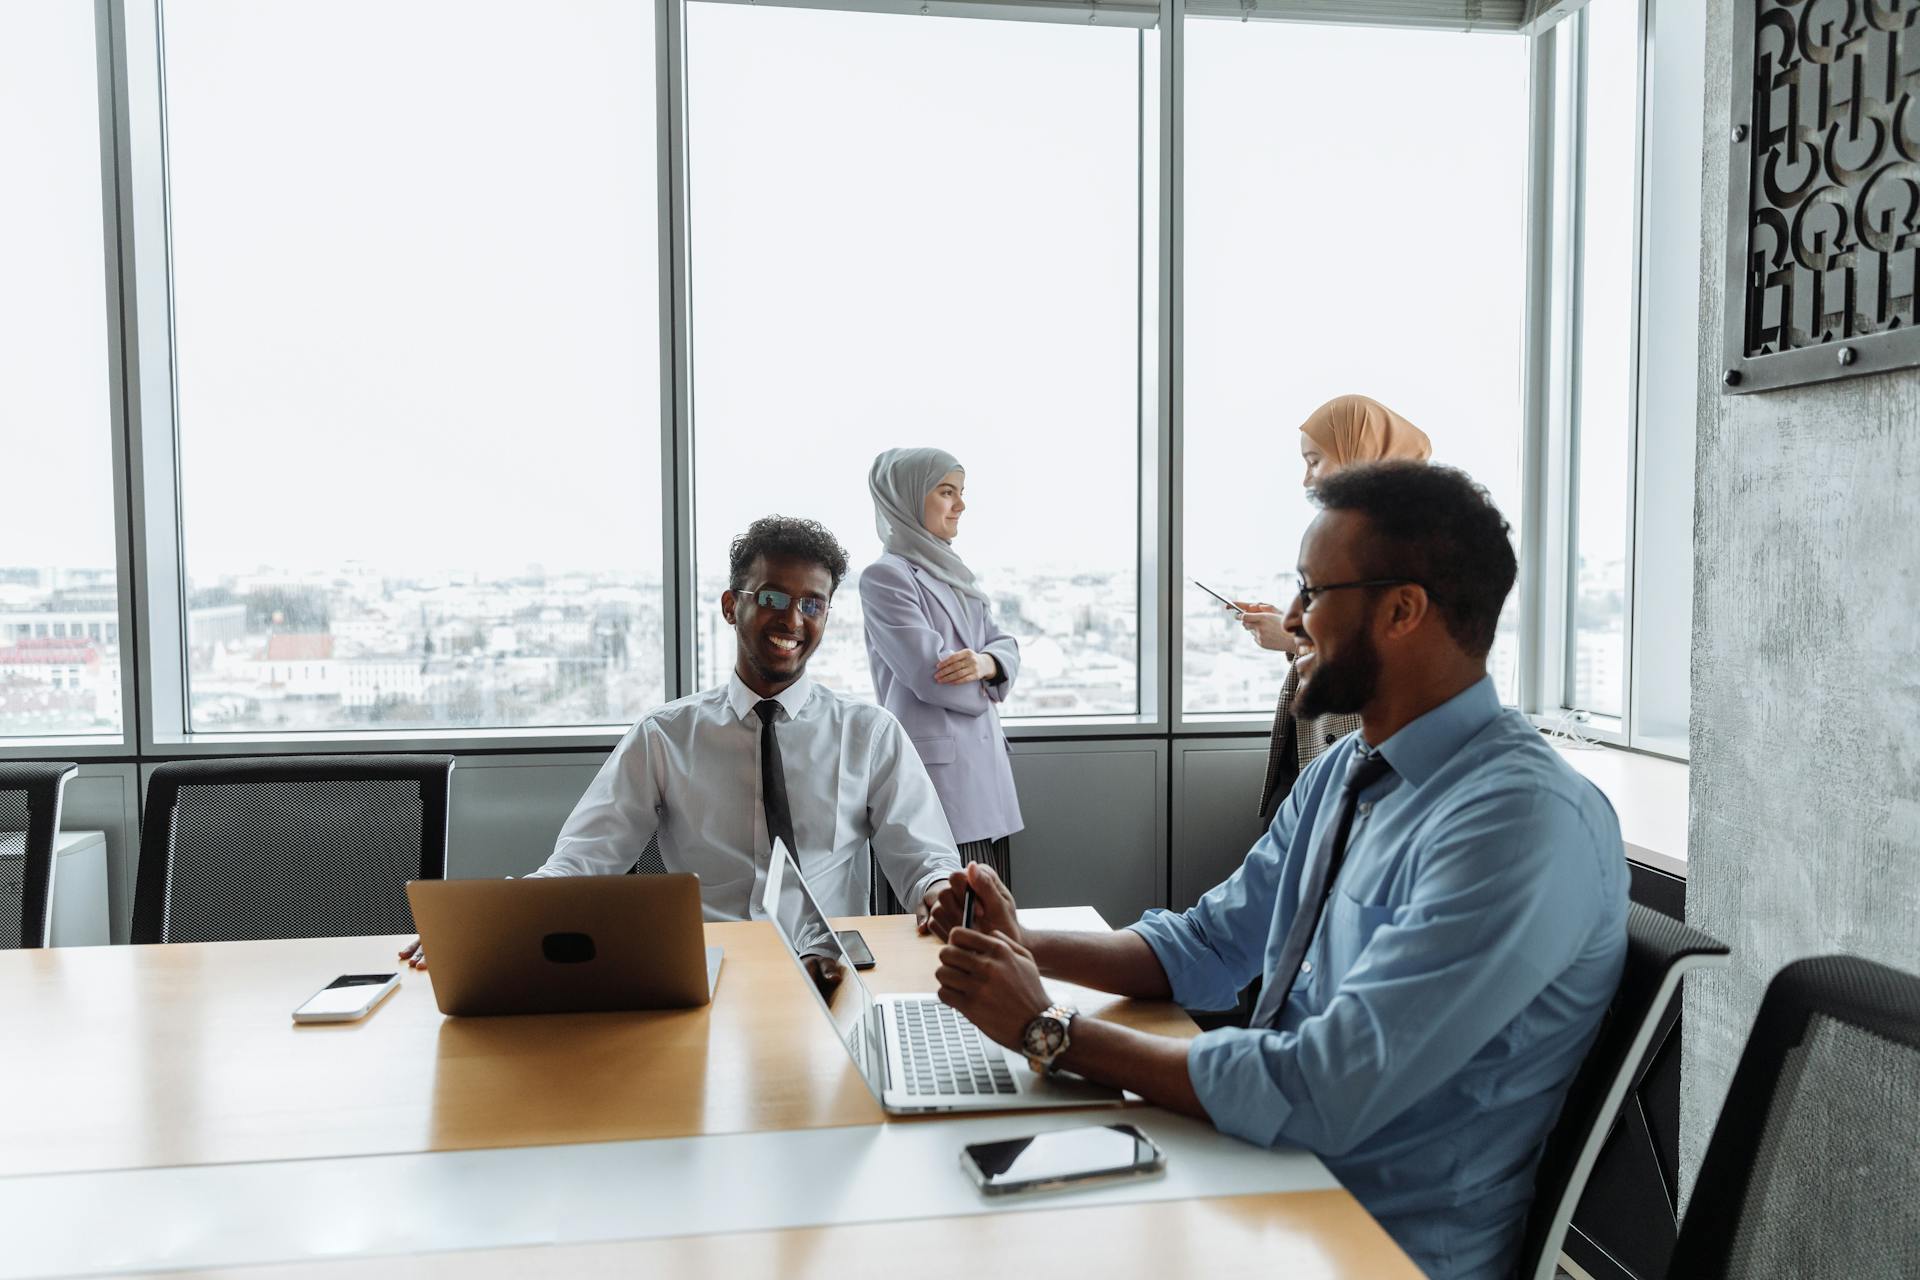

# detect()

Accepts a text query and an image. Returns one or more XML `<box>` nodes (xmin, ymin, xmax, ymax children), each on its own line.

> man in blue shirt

<box><xmin>932</xmin><ymin>463</ymin><xmax>1626</xmax><ymax>1280</ymax></box>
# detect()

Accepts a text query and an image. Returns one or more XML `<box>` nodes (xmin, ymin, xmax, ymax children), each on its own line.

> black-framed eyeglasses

<box><xmin>1293</xmin><ymin>577</ymin><xmax>1430</xmax><ymax>611</ymax></box>
<box><xmin>744</xmin><ymin>588</ymin><xmax>829</xmax><ymax>619</ymax></box>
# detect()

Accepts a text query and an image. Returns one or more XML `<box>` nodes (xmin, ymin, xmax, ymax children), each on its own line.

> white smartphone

<box><xmin>961</xmin><ymin>1123</ymin><xmax>1165</xmax><ymax>1197</ymax></box>
<box><xmin>292</xmin><ymin>972</ymin><xmax>402</xmax><ymax>1023</ymax></box>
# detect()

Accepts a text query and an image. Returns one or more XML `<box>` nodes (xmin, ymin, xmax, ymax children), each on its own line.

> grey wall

<box><xmin>1684</xmin><ymin>0</ymin><xmax>1920</xmax><ymax>1193</ymax></box>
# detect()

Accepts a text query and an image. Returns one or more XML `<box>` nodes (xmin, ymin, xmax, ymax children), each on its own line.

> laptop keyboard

<box><xmin>895</xmin><ymin>999</ymin><xmax>1018</xmax><ymax>1097</ymax></box>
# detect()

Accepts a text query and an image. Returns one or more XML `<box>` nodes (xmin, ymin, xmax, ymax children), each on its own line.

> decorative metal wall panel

<box><xmin>1723</xmin><ymin>0</ymin><xmax>1920</xmax><ymax>393</ymax></box>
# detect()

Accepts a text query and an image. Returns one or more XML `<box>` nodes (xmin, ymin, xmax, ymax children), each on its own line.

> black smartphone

<box><xmin>962</xmin><ymin>1123</ymin><xmax>1165</xmax><ymax>1197</ymax></box>
<box><xmin>835</xmin><ymin>929</ymin><xmax>876</xmax><ymax>970</ymax></box>
<box><xmin>1190</xmin><ymin>579</ymin><xmax>1245</xmax><ymax>615</ymax></box>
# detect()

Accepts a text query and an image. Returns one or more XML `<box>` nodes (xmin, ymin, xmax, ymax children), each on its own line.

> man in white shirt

<box><xmin>405</xmin><ymin>516</ymin><xmax>960</xmax><ymax>968</ymax></box>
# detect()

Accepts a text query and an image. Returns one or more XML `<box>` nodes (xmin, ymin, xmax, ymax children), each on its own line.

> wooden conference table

<box><xmin>0</xmin><ymin>908</ymin><xmax>1419</xmax><ymax>1278</ymax></box>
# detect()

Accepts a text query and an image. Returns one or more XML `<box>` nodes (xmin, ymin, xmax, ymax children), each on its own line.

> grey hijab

<box><xmin>868</xmin><ymin>447</ymin><xmax>988</xmax><ymax>605</ymax></box>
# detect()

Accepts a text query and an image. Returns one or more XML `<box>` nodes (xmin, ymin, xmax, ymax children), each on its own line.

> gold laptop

<box><xmin>406</xmin><ymin>875</ymin><xmax>722</xmax><ymax>1017</ymax></box>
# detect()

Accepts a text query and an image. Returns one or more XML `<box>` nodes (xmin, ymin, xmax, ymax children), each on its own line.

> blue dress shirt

<box><xmin>1132</xmin><ymin>677</ymin><xmax>1626</xmax><ymax>1280</ymax></box>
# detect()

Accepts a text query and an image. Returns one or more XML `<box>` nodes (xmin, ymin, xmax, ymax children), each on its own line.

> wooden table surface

<box><xmin>0</xmin><ymin>907</ymin><xmax>1421</xmax><ymax>1278</ymax></box>
<box><xmin>0</xmin><ymin>909</ymin><xmax>1193</xmax><ymax>1177</ymax></box>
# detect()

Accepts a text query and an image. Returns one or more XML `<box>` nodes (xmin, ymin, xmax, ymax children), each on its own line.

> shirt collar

<box><xmin>1370</xmin><ymin>674</ymin><xmax>1501</xmax><ymax>787</ymax></box>
<box><xmin>726</xmin><ymin>670</ymin><xmax>815</xmax><ymax>723</ymax></box>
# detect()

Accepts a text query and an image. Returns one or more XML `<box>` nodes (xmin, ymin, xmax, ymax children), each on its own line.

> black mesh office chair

<box><xmin>0</xmin><ymin>762</ymin><xmax>79</xmax><ymax>949</ymax></box>
<box><xmin>131</xmin><ymin>755</ymin><xmax>453</xmax><ymax>944</ymax></box>
<box><xmin>1664</xmin><ymin>954</ymin><xmax>1920</xmax><ymax>1279</ymax></box>
<box><xmin>1517</xmin><ymin>903</ymin><xmax>1729</xmax><ymax>1280</ymax></box>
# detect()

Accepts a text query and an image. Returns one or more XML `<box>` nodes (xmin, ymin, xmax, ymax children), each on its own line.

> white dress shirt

<box><xmin>530</xmin><ymin>672</ymin><xmax>962</xmax><ymax>921</ymax></box>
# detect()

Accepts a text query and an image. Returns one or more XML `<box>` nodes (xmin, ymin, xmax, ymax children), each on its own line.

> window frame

<box><xmin>2</xmin><ymin>0</ymin><xmax>1693</xmax><ymax>764</ymax></box>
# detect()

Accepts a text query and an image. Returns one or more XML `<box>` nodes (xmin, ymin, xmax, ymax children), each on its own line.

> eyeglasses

<box><xmin>1293</xmin><ymin>577</ymin><xmax>1429</xmax><ymax>611</ymax></box>
<box><xmin>744</xmin><ymin>588</ymin><xmax>829</xmax><ymax>619</ymax></box>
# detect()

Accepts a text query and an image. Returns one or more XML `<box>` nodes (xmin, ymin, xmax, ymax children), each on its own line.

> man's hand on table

<box><xmin>398</xmin><ymin>937</ymin><xmax>428</xmax><ymax>970</ymax></box>
<box><xmin>914</xmin><ymin>884</ymin><xmax>945</xmax><ymax>934</ymax></box>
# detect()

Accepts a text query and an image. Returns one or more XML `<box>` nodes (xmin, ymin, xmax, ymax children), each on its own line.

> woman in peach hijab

<box><xmin>1234</xmin><ymin>395</ymin><xmax>1433</xmax><ymax>821</ymax></box>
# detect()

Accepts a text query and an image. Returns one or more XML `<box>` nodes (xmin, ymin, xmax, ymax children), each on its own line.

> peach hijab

<box><xmin>1299</xmin><ymin>394</ymin><xmax>1432</xmax><ymax>468</ymax></box>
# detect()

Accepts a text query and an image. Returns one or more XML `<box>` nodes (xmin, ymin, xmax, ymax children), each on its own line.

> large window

<box><xmin>685</xmin><ymin>4</ymin><xmax>1143</xmax><ymax>715</ymax></box>
<box><xmin>5</xmin><ymin>0</ymin><xmax>1697</xmax><ymax>761</ymax></box>
<box><xmin>162</xmin><ymin>0</ymin><xmax>665</xmax><ymax>733</ymax></box>
<box><xmin>0</xmin><ymin>3</ymin><xmax>123</xmax><ymax>740</ymax></box>
<box><xmin>1181</xmin><ymin>20</ymin><xmax>1530</xmax><ymax>714</ymax></box>
<box><xmin>1564</xmin><ymin>0</ymin><xmax>1639</xmax><ymax>722</ymax></box>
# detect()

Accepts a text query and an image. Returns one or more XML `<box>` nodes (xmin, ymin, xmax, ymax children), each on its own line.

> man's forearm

<box><xmin>1055</xmin><ymin>1018</ymin><xmax>1206</xmax><ymax>1119</ymax></box>
<box><xmin>1026</xmin><ymin>928</ymin><xmax>1173</xmax><ymax>1001</ymax></box>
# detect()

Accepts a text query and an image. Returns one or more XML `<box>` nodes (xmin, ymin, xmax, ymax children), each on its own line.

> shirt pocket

<box><xmin>909</xmin><ymin>734</ymin><xmax>956</xmax><ymax>766</ymax></box>
<box><xmin>1312</xmin><ymin>889</ymin><xmax>1398</xmax><ymax>989</ymax></box>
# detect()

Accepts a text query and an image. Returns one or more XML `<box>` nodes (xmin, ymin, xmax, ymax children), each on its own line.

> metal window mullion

<box><xmin>74</xmin><ymin>0</ymin><xmax>142</xmax><ymax>761</ymax></box>
<box><xmin>1154</xmin><ymin>0</ymin><xmax>1181</xmax><ymax>739</ymax></box>
<box><xmin>1153</xmin><ymin>0</ymin><xmax>1183</xmax><ymax>908</ymax></box>
<box><xmin>1618</xmin><ymin>0</ymin><xmax>1653</xmax><ymax>746</ymax></box>
<box><xmin>659</xmin><ymin>0</ymin><xmax>696</xmax><ymax>704</ymax></box>
<box><xmin>1516</xmin><ymin>24</ymin><xmax>1558</xmax><ymax>718</ymax></box>
<box><xmin>103</xmin><ymin>0</ymin><xmax>190</xmax><ymax>754</ymax></box>
<box><xmin>1558</xmin><ymin>5</ymin><xmax>1589</xmax><ymax>714</ymax></box>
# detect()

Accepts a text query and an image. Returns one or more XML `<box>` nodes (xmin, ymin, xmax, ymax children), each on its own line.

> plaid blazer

<box><xmin>1257</xmin><ymin>659</ymin><xmax>1364</xmax><ymax>821</ymax></box>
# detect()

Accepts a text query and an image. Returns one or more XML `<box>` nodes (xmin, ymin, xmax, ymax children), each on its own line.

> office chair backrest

<box><xmin>1517</xmin><ymin>902</ymin><xmax>1729</xmax><ymax>1280</ymax></box>
<box><xmin>1666</xmin><ymin>954</ymin><xmax>1920</xmax><ymax>1280</ymax></box>
<box><xmin>132</xmin><ymin>755</ymin><xmax>453</xmax><ymax>944</ymax></box>
<box><xmin>0</xmin><ymin>762</ymin><xmax>79</xmax><ymax>949</ymax></box>
<box><xmin>628</xmin><ymin>833</ymin><xmax>665</xmax><ymax>876</ymax></box>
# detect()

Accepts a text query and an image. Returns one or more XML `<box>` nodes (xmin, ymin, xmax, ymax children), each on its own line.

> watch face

<box><xmin>1024</xmin><ymin>1015</ymin><xmax>1064</xmax><ymax>1057</ymax></box>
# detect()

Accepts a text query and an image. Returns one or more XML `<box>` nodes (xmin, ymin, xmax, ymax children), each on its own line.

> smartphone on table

<box><xmin>835</xmin><ymin>929</ymin><xmax>876</xmax><ymax>970</ymax></box>
<box><xmin>292</xmin><ymin>973</ymin><xmax>402</xmax><ymax>1023</ymax></box>
<box><xmin>961</xmin><ymin>1123</ymin><xmax>1165</xmax><ymax>1197</ymax></box>
<box><xmin>1189</xmin><ymin>580</ymin><xmax>1245</xmax><ymax>616</ymax></box>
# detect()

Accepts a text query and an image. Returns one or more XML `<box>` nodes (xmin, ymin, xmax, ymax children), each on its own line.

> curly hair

<box><xmin>1310</xmin><ymin>461</ymin><xmax>1516</xmax><ymax>658</ymax></box>
<box><xmin>728</xmin><ymin>515</ymin><xmax>852</xmax><ymax>596</ymax></box>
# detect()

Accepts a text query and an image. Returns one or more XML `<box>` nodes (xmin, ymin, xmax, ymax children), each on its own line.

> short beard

<box><xmin>738</xmin><ymin>637</ymin><xmax>812</xmax><ymax>690</ymax></box>
<box><xmin>1295</xmin><ymin>621</ymin><xmax>1382</xmax><ymax>720</ymax></box>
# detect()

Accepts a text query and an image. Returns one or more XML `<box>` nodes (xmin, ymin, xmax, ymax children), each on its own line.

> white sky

<box><xmin>3</xmin><ymin>2</ymin><xmax>1631</xmax><ymax>600</ymax></box>
<box><xmin>1</xmin><ymin>1</ymin><xmax>117</xmax><ymax>568</ymax></box>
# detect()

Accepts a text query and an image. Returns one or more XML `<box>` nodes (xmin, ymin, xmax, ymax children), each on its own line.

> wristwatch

<box><xmin>1021</xmin><ymin>1003</ymin><xmax>1078</xmax><ymax>1075</ymax></box>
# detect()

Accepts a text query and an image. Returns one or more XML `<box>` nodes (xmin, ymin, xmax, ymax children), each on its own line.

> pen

<box><xmin>962</xmin><ymin>887</ymin><xmax>975</xmax><ymax>931</ymax></box>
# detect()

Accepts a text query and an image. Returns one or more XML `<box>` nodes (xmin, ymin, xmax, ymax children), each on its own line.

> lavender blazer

<box><xmin>858</xmin><ymin>553</ymin><xmax>1023</xmax><ymax>845</ymax></box>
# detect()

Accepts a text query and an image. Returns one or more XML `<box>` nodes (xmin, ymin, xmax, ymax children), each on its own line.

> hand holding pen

<box><xmin>928</xmin><ymin>862</ymin><xmax>1023</xmax><ymax>948</ymax></box>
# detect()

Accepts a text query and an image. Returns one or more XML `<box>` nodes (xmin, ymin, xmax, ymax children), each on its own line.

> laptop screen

<box><xmin>762</xmin><ymin>840</ymin><xmax>885</xmax><ymax>1097</ymax></box>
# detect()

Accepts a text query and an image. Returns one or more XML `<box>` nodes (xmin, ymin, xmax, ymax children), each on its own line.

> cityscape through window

<box><xmin>0</xmin><ymin>2</ymin><xmax>122</xmax><ymax>739</ymax></box>
<box><xmin>1181</xmin><ymin>20</ymin><xmax>1529</xmax><ymax>714</ymax></box>
<box><xmin>686</xmin><ymin>5</ymin><xmax>1143</xmax><ymax>715</ymax></box>
<box><xmin>162</xmin><ymin>0</ymin><xmax>666</xmax><ymax>732</ymax></box>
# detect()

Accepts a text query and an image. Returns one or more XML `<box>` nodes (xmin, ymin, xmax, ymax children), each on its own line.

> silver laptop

<box><xmin>762</xmin><ymin>840</ymin><xmax>1121</xmax><ymax>1115</ymax></box>
<box><xmin>408</xmin><ymin>875</ymin><xmax>723</xmax><ymax>1017</ymax></box>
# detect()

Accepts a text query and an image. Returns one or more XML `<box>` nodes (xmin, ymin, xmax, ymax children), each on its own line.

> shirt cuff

<box><xmin>1186</xmin><ymin>1027</ymin><xmax>1297</xmax><ymax>1150</ymax></box>
<box><xmin>1126</xmin><ymin>913</ymin><xmax>1246</xmax><ymax>1014</ymax></box>
<box><xmin>908</xmin><ymin>866</ymin><xmax>953</xmax><ymax>908</ymax></box>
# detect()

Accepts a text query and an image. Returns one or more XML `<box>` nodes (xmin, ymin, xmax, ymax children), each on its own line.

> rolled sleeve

<box><xmin>1185</xmin><ymin>1027</ymin><xmax>1299</xmax><ymax>1146</ymax></box>
<box><xmin>1128</xmin><ymin>798</ymin><xmax>1302</xmax><ymax>1012</ymax></box>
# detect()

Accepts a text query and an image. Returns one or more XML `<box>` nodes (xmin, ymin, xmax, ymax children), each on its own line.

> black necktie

<box><xmin>754</xmin><ymin>700</ymin><xmax>798</xmax><ymax>860</ymax></box>
<box><xmin>1250</xmin><ymin>744</ymin><xmax>1395</xmax><ymax>1028</ymax></box>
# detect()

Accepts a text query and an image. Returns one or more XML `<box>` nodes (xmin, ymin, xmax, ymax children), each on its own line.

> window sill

<box><xmin>1551</xmin><ymin>743</ymin><xmax>1689</xmax><ymax>878</ymax></box>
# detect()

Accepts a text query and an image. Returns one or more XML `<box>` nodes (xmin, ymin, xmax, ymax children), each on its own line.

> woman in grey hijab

<box><xmin>859</xmin><ymin>448</ymin><xmax>1024</xmax><ymax>888</ymax></box>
